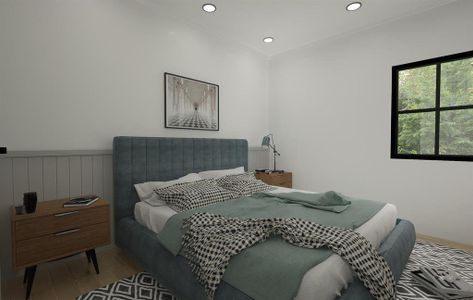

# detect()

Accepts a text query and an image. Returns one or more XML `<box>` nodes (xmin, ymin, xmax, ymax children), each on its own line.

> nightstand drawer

<box><xmin>16</xmin><ymin>223</ymin><xmax>110</xmax><ymax>268</ymax></box>
<box><xmin>15</xmin><ymin>205</ymin><xmax>109</xmax><ymax>241</ymax></box>
<box><xmin>269</xmin><ymin>176</ymin><xmax>291</xmax><ymax>187</ymax></box>
<box><xmin>255</xmin><ymin>172</ymin><xmax>293</xmax><ymax>188</ymax></box>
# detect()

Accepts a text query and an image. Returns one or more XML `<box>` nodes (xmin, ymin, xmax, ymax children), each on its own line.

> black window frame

<box><xmin>391</xmin><ymin>50</ymin><xmax>473</xmax><ymax>162</ymax></box>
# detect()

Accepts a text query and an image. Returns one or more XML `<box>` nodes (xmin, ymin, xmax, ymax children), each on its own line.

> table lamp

<box><xmin>261</xmin><ymin>134</ymin><xmax>283</xmax><ymax>173</ymax></box>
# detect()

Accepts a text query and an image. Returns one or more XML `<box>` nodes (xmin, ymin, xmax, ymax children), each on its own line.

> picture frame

<box><xmin>164</xmin><ymin>72</ymin><xmax>219</xmax><ymax>131</ymax></box>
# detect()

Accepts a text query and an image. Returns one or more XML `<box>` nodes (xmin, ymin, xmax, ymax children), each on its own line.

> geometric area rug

<box><xmin>76</xmin><ymin>272</ymin><xmax>176</xmax><ymax>300</ymax></box>
<box><xmin>77</xmin><ymin>241</ymin><xmax>473</xmax><ymax>300</ymax></box>
<box><xmin>396</xmin><ymin>240</ymin><xmax>473</xmax><ymax>300</ymax></box>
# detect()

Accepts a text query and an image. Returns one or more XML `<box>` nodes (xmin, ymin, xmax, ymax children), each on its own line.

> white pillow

<box><xmin>198</xmin><ymin>166</ymin><xmax>245</xmax><ymax>179</ymax></box>
<box><xmin>134</xmin><ymin>173</ymin><xmax>202</xmax><ymax>206</ymax></box>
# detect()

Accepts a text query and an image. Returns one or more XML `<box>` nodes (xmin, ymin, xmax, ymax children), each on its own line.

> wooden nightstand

<box><xmin>11</xmin><ymin>198</ymin><xmax>111</xmax><ymax>299</ymax></box>
<box><xmin>255</xmin><ymin>171</ymin><xmax>293</xmax><ymax>188</ymax></box>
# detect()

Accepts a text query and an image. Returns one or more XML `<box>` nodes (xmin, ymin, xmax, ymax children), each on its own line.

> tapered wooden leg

<box><xmin>25</xmin><ymin>265</ymin><xmax>37</xmax><ymax>300</ymax></box>
<box><xmin>23</xmin><ymin>269</ymin><xmax>27</xmax><ymax>284</ymax></box>
<box><xmin>87</xmin><ymin>249</ymin><xmax>100</xmax><ymax>274</ymax></box>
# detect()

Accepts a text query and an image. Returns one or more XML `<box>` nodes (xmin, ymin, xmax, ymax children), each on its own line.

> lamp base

<box><xmin>255</xmin><ymin>169</ymin><xmax>285</xmax><ymax>174</ymax></box>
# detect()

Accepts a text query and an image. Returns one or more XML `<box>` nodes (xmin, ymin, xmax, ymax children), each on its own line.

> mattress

<box><xmin>134</xmin><ymin>187</ymin><xmax>398</xmax><ymax>300</ymax></box>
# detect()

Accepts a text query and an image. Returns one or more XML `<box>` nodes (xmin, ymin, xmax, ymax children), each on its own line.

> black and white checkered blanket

<box><xmin>182</xmin><ymin>212</ymin><xmax>395</xmax><ymax>300</ymax></box>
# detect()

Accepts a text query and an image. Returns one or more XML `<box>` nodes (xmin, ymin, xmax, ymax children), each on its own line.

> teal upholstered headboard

<box><xmin>113</xmin><ymin>137</ymin><xmax>248</xmax><ymax>223</ymax></box>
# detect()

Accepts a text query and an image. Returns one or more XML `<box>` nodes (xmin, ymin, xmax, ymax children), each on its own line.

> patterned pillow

<box><xmin>153</xmin><ymin>179</ymin><xmax>237</xmax><ymax>212</ymax></box>
<box><xmin>216</xmin><ymin>172</ymin><xmax>275</xmax><ymax>196</ymax></box>
<box><xmin>216</xmin><ymin>171</ymin><xmax>256</xmax><ymax>184</ymax></box>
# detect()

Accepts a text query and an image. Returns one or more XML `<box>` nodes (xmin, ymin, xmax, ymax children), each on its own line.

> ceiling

<box><xmin>147</xmin><ymin>0</ymin><xmax>457</xmax><ymax>57</ymax></box>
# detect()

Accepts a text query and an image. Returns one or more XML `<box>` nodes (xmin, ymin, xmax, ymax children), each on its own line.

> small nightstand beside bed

<box><xmin>11</xmin><ymin>198</ymin><xmax>111</xmax><ymax>299</ymax></box>
<box><xmin>113</xmin><ymin>137</ymin><xmax>416</xmax><ymax>300</ymax></box>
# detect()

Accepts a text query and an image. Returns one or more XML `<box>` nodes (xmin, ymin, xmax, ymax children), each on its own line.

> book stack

<box><xmin>63</xmin><ymin>195</ymin><xmax>99</xmax><ymax>207</ymax></box>
<box><xmin>412</xmin><ymin>267</ymin><xmax>473</xmax><ymax>299</ymax></box>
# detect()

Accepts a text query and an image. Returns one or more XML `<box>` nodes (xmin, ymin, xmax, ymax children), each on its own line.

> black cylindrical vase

<box><xmin>23</xmin><ymin>192</ymin><xmax>37</xmax><ymax>214</ymax></box>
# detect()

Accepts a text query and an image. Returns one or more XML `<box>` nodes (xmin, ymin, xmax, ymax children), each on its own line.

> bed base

<box><xmin>116</xmin><ymin>217</ymin><xmax>415</xmax><ymax>300</ymax></box>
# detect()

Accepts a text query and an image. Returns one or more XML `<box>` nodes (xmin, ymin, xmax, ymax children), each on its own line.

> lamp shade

<box><xmin>261</xmin><ymin>135</ymin><xmax>271</xmax><ymax>147</ymax></box>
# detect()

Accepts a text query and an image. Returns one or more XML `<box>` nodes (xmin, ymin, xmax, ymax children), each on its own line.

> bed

<box><xmin>113</xmin><ymin>136</ymin><xmax>416</xmax><ymax>300</ymax></box>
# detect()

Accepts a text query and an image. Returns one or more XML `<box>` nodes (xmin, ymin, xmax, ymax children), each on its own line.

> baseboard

<box><xmin>417</xmin><ymin>233</ymin><xmax>473</xmax><ymax>252</ymax></box>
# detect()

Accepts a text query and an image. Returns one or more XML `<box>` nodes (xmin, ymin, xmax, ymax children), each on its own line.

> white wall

<box><xmin>1</xmin><ymin>0</ymin><xmax>472</xmax><ymax>244</ymax></box>
<box><xmin>269</xmin><ymin>1</ymin><xmax>473</xmax><ymax>244</ymax></box>
<box><xmin>0</xmin><ymin>0</ymin><xmax>269</xmax><ymax>151</ymax></box>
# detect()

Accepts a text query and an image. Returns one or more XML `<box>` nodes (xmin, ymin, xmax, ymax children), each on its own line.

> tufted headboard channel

<box><xmin>113</xmin><ymin>136</ymin><xmax>248</xmax><ymax>223</ymax></box>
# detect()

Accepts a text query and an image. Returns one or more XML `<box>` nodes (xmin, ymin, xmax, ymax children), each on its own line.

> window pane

<box><xmin>440</xmin><ymin>57</ymin><xmax>473</xmax><ymax>107</ymax></box>
<box><xmin>439</xmin><ymin>109</ymin><xmax>473</xmax><ymax>155</ymax></box>
<box><xmin>398</xmin><ymin>112</ymin><xmax>435</xmax><ymax>154</ymax></box>
<box><xmin>398</xmin><ymin>65</ymin><xmax>436</xmax><ymax>111</ymax></box>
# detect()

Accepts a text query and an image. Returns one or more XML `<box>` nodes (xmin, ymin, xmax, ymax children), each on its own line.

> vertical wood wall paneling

<box><xmin>92</xmin><ymin>156</ymin><xmax>104</xmax><ymax>198</ymax></box>
<box><xmin>69</xmin><ymin>157</ymin><xmax>82</xmax><ymax>197</ymax></box>
<box><xmin>81</xmin><ymin>156</ymin><xmax>93</xmax><ymax>196</ymax></box>
<box><xmin>103</xmin><ymin>156</ymin><xmax>113</xmax><ymax>202</ymax></box>
<box><xmin>0</xmin><ymin>159</ymin><xmax>14</xmax><ymax>278</ymax></box>
<box><xmin>103</xmin><ymin>155</ymin><xmax>114</xmax><ymax>244</ymax></box>
<box><xmin>12</xmin><ymin>158</ymin><xmax>28</xmax><ymax>206</ymax></box>
<box><xmin>57</xmin><ymin>157</ymin><xmax>70</xmax><ymax>199</ymax></box>
<box><xmin>28</xmin><ymin>157</ymin><xmax>44</xmax><ymax>202</ymax></box>
<box><xmin>43</xmin><ymin>157</ymin><xmax>57</xmax><ymax>201</ymax></box>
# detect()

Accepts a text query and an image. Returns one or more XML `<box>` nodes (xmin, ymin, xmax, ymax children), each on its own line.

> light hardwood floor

<box><xmin>417</xmin><ymin>233</ymin><xmax>473</xmax><ymax>252</ymax></box>
<box><xmin>2</xmin><ymin>246</ymin><xmax>142</xmax><ymax>300</ymax></box>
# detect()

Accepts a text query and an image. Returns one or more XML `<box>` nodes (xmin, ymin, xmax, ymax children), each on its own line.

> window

<box><xmin>391</xmin><ymin>50</ymin><xmax>473</xmax><ymax>161</ymax></box>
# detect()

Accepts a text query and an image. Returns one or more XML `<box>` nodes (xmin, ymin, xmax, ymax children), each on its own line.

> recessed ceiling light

<box><xmin>346</xmin><ymin>2</ymin><xmax>362</xmax><ymax>11</ymax></box>
<box><xmin>263</xmin><ymin>37</ymin><xmax>274</xmax><ymax>43</ymax></box>
<box><xmin>202</xmin><ymin>3</ymin><xmax>216</xmax><ymax>13</ymax></box>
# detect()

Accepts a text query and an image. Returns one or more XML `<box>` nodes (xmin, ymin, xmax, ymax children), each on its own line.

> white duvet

<box><xmin>134</xmin><ymin>187</ymin><xmax>397</xmax><ymax>300</ymax></box>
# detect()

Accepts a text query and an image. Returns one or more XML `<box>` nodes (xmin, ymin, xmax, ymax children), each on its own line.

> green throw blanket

<box><xmin>254</xmin><ymin>190</ymin><xmax>351</xmax><ymax>212</ymax></box>
<box><xmin>158</xmin><ymin>191</ymin><xmax>386</xmax><ymax>300</ymax></box>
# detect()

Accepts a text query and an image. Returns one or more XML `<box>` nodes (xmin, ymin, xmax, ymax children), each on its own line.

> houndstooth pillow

<box><xmin>216</xmin><ymin>172</ymin><xmax>275</xmax><ymax>196</ymax></box>
<box><xmin>153</xmin><ymin>179</ymin><xmax>237</xmax><ymax>212</ymax></box>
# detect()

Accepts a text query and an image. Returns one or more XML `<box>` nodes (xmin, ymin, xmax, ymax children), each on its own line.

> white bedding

<box><xmin>134</xmin><ymin>187</ymin><xmax>397</xmax><ymax>300</ymax></box>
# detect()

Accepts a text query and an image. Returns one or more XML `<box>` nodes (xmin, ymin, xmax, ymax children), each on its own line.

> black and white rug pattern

<box><xmin>76</xmin><ymin>272</ymin><xmax>176</xmax><ymax>300</ymax></box>
<box><xmin>77</xmin><ymin>241</ymin><xmax>472</xmax><ymax>300</ymax></box>
<box><xmin>396</xmin><ymin>240</ymin><xmax>473</xmax><ymax>300</ymax></box>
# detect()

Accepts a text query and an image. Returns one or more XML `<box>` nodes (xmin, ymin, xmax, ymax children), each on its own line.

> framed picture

<box><xmin>164</xmin><ymin>73</ymin><xmax>219</xmax><ymax>131</ymax></box>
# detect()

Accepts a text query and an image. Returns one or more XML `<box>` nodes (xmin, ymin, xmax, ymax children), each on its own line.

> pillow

<box><xmin>134</xmin><ymin>173</ymin><xmax>202</xmax><ymax>206</ymax></box>
<box><xmin>198</xmin><ymin>166</ymin><xmax>245</xmax><ymax>179</ymax></box>
<box><xmin>216</xmin><ymin>171</ymin><xmax>256</xmax><ymax>183</ymax></box>
<box><xmin>154</xmin><ymin>179</ymin><xmax>237</xmax><ymax>212</ymax></box>
<box><xmin>216</xmin><ymin>172</ymin><xmax>275</xmax><ymax>196</ymax></box>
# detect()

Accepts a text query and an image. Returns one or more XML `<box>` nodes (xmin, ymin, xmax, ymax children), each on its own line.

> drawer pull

<box><xmin>54</xmin><ymin>211</ymin><xmax>79</xmax><ymax>217</ymax></box>
<box><xmin>54</xmin><ymin>229</ymin><xmax>80</xmax><ymax>236</ymax></box>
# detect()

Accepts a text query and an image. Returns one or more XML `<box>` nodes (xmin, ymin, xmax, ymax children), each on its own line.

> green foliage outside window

<box><xmin>394</xmin><ymin>55</ymin><xmax>473</xmax><ymax>158</ymax></box>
